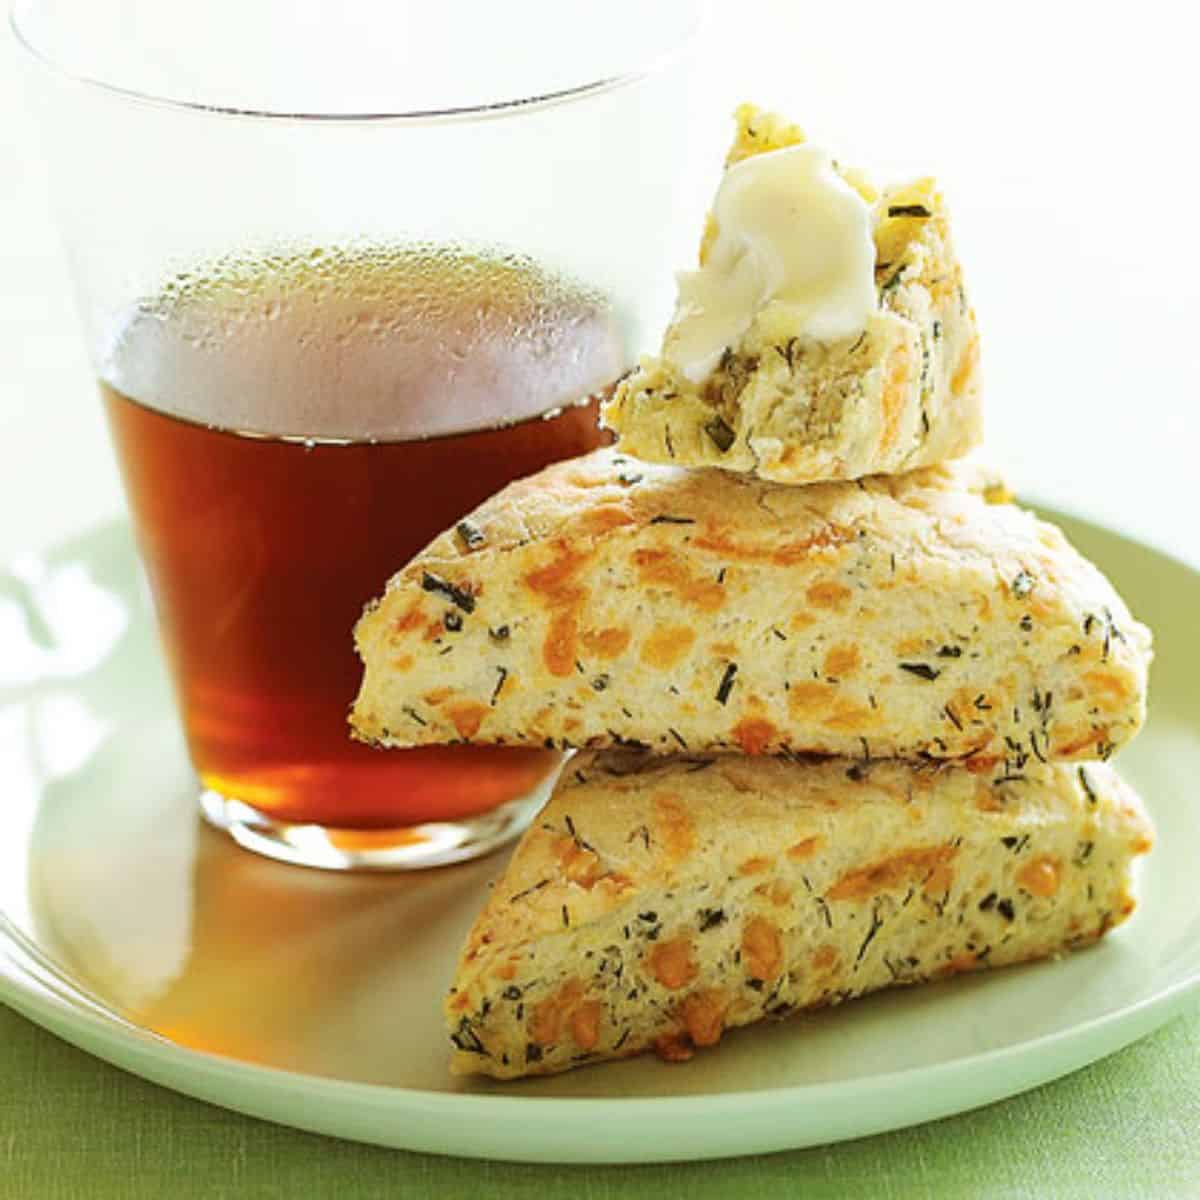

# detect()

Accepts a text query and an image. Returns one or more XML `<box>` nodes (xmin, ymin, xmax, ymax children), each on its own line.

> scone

<box><xmin>446</xmin><ymin>751</ymin><xmax>1152</xmax><ymax>1078</ymax></box>
<box><xmin>351</xmin><ymin>448</ymin><xmax>1151</xmax><ymax>773</ymax></box>
<box><xmin>601</xmin><ymin>104</ymin><xmax>982</xmax><ymax>484</ymax></box>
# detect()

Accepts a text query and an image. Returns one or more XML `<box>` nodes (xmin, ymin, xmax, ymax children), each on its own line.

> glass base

<box><xmin>198</xmin><ymin>788</ymin><xmax>545</xmax><ymax>871</ymax></box>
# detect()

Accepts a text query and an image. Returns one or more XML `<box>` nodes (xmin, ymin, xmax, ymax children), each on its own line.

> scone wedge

<box><xmin>351</xmin><ymin>448</ymin><xmax>1151</xmax><ymax>772</ymax></box>
<box><xmin>446</xmin><ymin>752</ymin><xmax>1153</xmax><ymax>1078</ymax></box>
<box><xmin>601</xmin><ymin>104</ymin><xmax>982</xmax><ymax>484</ymax></box>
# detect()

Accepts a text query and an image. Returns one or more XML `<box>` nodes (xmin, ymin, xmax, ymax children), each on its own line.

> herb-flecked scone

<box><xmin>601</xmin><ymin>104</ymin><xmax>983</xmax><ymax>484</ymax></box>
<box><xmin>446</xmin><ymin>752</ymin><xmax>1152</xmax><ymax>1078</ymax></box>
<box><xmin>351</xmin><ymin>448</ymin><xmax>1151</xmax><ymax>774</ymax></box>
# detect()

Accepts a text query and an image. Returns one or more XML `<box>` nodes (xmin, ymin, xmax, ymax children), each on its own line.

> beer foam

<box><xmin>100</xmin><ymin>243</ymin><xmax>625</xmax><ymax>441</ymax></box>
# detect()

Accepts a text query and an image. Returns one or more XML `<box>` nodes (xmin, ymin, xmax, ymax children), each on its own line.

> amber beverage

<box><xmin>101</xmin><ymin>245</ymin><xmax>616</xmax><ymax>833</ymax></box>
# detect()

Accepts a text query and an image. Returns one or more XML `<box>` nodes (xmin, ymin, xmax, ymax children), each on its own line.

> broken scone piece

<box><xmin>446</xmin><ymin>752</ymin><xmax>1152</xmax><ymax>1078</ymax></box>
<box><xmin>351</xmin><ymin>448</ymin><xmax>1151</xmax><ymax>773</ymax></box>
<box><xmin>602</xmin><ymin>104</ymin><xmax>982</xmax><ymax>484</ymax></box>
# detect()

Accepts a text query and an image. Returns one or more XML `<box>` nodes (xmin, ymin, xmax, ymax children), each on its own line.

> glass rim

<box><xmin>9</xmin><ymin>0</ymin><xmax>710</xmax><ymax>125</ymax></box>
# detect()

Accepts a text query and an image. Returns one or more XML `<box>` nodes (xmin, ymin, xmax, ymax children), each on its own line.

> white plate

<box><xmin>1</xmin><ymin>513</ymin><xmax>1198</xmax><ymax>1164</ymax></box>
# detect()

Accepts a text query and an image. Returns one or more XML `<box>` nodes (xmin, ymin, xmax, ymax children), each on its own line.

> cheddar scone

<box><xmin>351</xmin><ymin>449</ymin><xmax>1151</xmax><ymax>773</ymax></box>
<box><xmin>446</xmin><ymin>752</ymin><xmax>1152</xmax><ymax>1078</ymax></box>
<box><xmin>601</xmin><ymin>104</ymin><xmax>982</xmax><ymax>484</ymax></box>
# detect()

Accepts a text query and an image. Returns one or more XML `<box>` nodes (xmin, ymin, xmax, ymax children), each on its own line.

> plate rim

<box><xmin>6</xmin><ymin>924</ymin><xmax>1200</xmax><ymax>1111</ymax></box>
<box><xmin>4</xmin><ymin>943</ymin><xmax>1198</xmax><ymax>1162</ymax></box>
<box><xmin>3</xmin><ymin>507</ymin><xmax>1199</xmax><ymax>1162</ymax></box>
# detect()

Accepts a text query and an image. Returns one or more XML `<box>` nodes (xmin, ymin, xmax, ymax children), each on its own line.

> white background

<box><xmin>2</xmin><ymin>0</ymin><xmax>1198</xmax><ymax>560</ymax></box>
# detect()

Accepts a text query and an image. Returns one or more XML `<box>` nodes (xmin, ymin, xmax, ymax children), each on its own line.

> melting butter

<box><xmin>665</xmin><ymin>144</ymin><xmax>877</xmax><ymax>383</ymax></box>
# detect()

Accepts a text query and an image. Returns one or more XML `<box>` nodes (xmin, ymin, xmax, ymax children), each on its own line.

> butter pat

<box><xmin>602</xmin><ymin>103</ymin><xmax>984</xmax><ymax>486</ymax></box>
<box><xmin>666</xmin><ymin>144</ymin><xmax>877</xmax><ymax>383</ymax></box>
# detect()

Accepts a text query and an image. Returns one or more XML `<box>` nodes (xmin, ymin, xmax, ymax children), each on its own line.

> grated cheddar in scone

<box><xmin>602</xmin><ymin>104</ymin><xmax>983</xmax><ymax>484</ymax></box>
<box><xmin>446</xmin><ymin>752</ymin><xmax>1152</xmax><ymax>1078</ymax></box>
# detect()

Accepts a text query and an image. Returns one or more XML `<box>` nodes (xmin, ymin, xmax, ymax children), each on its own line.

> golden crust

<box><xmin>601</xmin><ymin>105</ymin><xmax>983</xmax><ymax>484</ymax></box>
<box><xmin>446</xmin><ymin>753</ymin><xmax>1153</xmax><ymax>1078</ymax></box>
<box><xmin>351</xmin><ymin>448</ymin><xmax>1151</xmax><ymax>770</ymax></box>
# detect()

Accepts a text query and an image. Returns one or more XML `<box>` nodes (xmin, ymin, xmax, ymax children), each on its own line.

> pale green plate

<box><xmin>1</xmin><ymin>513</ymin><xmax>1197</xmax><ymax>1164</ymax></box>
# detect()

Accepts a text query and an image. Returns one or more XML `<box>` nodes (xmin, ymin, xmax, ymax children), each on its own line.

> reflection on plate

<box><xmin>1</xmin><ymin>514</ymin><xmax>1198</xmax><ymax>1163</ymax></box>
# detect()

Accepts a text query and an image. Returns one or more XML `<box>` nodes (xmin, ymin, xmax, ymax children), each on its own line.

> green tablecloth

<box><xmin>3</xmin><ymin>1001</ymin><xmax>1197</xmax><ymax>1199</ymax></box>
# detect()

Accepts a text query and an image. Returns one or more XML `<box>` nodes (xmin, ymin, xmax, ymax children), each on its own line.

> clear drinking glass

<box><xmin>13</xmin><ymin>0</ymin><xmax>708</xmax><ymax>870</ymax></box>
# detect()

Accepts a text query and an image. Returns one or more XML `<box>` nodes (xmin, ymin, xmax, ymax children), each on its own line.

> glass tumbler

<box><xmin>13</xmin><ymin>0</ymin><xmax>709</xmax><ymax>870</ymax></box>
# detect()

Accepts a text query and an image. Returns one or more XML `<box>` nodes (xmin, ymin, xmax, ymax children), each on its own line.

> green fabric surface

<box><xmin>3</xmin><ymin>1001</ymin><xmax>1197</xmax><ymax>1200</ymax></box>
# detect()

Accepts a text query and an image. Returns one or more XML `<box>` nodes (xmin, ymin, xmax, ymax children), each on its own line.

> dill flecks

<box><xmin>455</xmin><ymin>519</ymin><xmax>487</xmax><ymax>550</ymax></box>
<box><xmin>564</xmin><ymin>814</ymin><xmax>595</xmax><ymax>851</ymax></box>
<box><xmin>855</xmin><ymin>905</ymin><xmax>884</xmax><ymax>964</ymax></box>
<box><xmin>1011</xmin><ymin>570</ymin><xmax>1037</xmax><ymax>600</ymax></box>
<box><xmin>1078</xmin><ymin>766</ymin><xmax>1099</xmax><ymax>805</ymax></box>
<box><xmin>704</xmin><ymin>415</ymin><xmax>736</xmax><ymax>453</ymax></box>
<box><xmin>899</xmin><ymin>662</ymin><xmax>941</xmax><ymax>681</ymax></box>
<box><xmin>716</xmin><ymin>662</ymin><xmax>739</xmax><ymax>705</ymax></box>
<box><xmin>421</xmin><ymin>571</ymin><xmax>475</xmax><ymax>613</ymax></box>
<box><xmin>888</xmin><ymin>204</ymin><xmax>932</xmax><ymax>218</ymax></box>
<box><xmin>450</xmin><ymin>1018</ymin><xmax>488</xmax><ymax>1056</ymax></box>
<box><xmin>508</xmin><ymin>878</ymin><xmax>551</xmax><ymax>903</ymax></box>
<box><xmin>1028</xmin><ymin>729</ymin><xmax>1048</xmax><ymax>763</ymax></box>
<box><xmin>649</xmin><ymin>515</ymin><xmax>696</xmax><ymax>525</ymax></box>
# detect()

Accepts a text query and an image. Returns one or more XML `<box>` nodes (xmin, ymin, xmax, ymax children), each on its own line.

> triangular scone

<box><xmin>446</xmin><ymin>752</ymin><xmax>1152</xmax><ymax>1078</ymax></box>
<box><xmin>351</xmin><ymin>449</ymin><xmax>1151</xmax><ymax>771</ymax></box>
<box><xmin>601</xmin><ymin>103</ymin><xmax>982</xmax><ymax>484</ymax></box>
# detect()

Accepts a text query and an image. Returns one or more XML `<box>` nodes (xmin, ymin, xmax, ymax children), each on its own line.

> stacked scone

<box><xmin>351</xmin><ymin>106</ymin><xmax>1154</xmax><ymax>1079</ymax></box>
